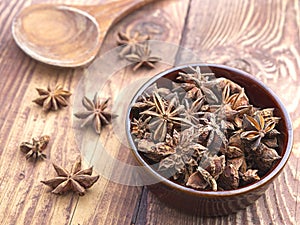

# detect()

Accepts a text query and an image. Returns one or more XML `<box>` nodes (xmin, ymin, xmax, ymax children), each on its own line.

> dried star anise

<box><xmin>241</xmin><ymin>113</ymin><xmax>276</xmax><ymax>150</ymax></box>
<box><xmin>74</xmin><ymin>93</ymin><xmax>118</xmax><ymax>134</ymax></box>
<box><xmin>33</xmin><ymin>84</ymin><xmax>72</xmax><ymax>111</ymax></box>
<box><xmin>157</xmin><ymin>128</ymin><xmax>207</xmax><ymax>181</ymax></box>
<box><xmin>187</xmin><ymin>154</ymin><xmax>225</xmax><ymax>191</ymax></box>
<box><xmin>125</xmin><ymin>45</ymin><xmax>161</xmax><ymax>71</ymax></box>
<box><xmin>20</xmin><ymin>135</ymin><xmax>50</xmax><ymax>161</ymax></box>
<box><xmin>199</xmin><ymin>112</ymin><xmax>228</xmax><ymax>149</ymax></box>
<box><xmin>176</xmin><ymin>66</ymin><xmax>220</xmax><ymax>103</ymax></box>
<box><xmin>117</xmin><ymin>31</ymin><xmax>150</xmax><ymax>57</ymax></box>
<box><xmin>140</xmin><ymin>92</ymin><xmax>192</xmax><ymax>142</ymax></box>
<box><xmin>182</xmin><ymin>97</ymin><xmax>205</xmax><ymax>125</ymax></box>
<box><xmin>41</xmin><ymin>158</ymin><xmax>99</xmax><ymax>195</ymax></box>
<box><xmin>131</xmin><ymin>116</ymin><xmax>151</xmax><ymax>140</ymax></box>
<box><xmin>129</xmin><ymin>66</ymin><xmax>283</xmax><ymax>191</ymax></box>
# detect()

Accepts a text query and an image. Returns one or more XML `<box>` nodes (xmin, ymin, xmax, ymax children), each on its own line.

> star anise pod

<box><xmin>177</xmin><ymin>66</ymin><xmax>215</xmax><ymax>83</ymax></box>
<box><xmin>187</xmin><ymin>153</ymin><xmax>226</xmax><ymax>191</ymax></box>
<box><xmin>137</xmin><ymin>137</ymin><xmax>176</xmax><ymax>162</ymax></box>
<box><xmin>240</xmin><ymin>113</ymin><xmax>276</xmax><ymax>150</ymax></box>
<box><xmin>199</xmin><ymin>112</ymin><xmax>228</xmax><ymax>149</ymax></box>
<box><xmin>131</xmin><ymin>116</ymin><xmax>151</xmax><ymax>140</ymax></box>
<box><xmin>41</xmin><ymin>158</ymin><xmax>99</xmax><ymax>196</ymax></box>
<box><xmin>182</xmin><ymin>97</ymin><xmax>205</xmax><ymax>125</ymax></box>
<box><xmin>20</xmin><ymin>135</ymin><xmax>50</xmax><ymax>161</ymax></box>
<box><xmin>74</xmin><ymin>93</ymin><xmax>118</xmax><ymax>134</ymax></box>
<box><xmin>177</xmin><ymin>66</ymin><xmax>220</xmax><ymax>104</ymax></box>
<box><xmin>240</xmin><ymin>169</ymin><xmax>260</xmax><ymax>185</ymax></box>
<box><xmin>253</xmin><ymin>143</ymin><xmax>281</xmax><ymax>173</ymax></box>
<box><xmin>210</xmin><ymin>83</ymin><xmax>251</xmax><ymax>122</ymax></box>
<box><xmin>33</xmin><ymin>84</ymin><xmax>72</xmax><ymax>111</ymax></box>
<box><xmin>141</xmin><ymin>92</ymin><xmax>192</xmax><ymax>142</ymax></box>
<box><xmin>117</xmin><ymin>31</ymin><xmax>150</xmax><ymax>57</ymax></box>
<box><xmin>125</xmin><ymin>45</ymin><xmax>161</xmax><ymax>71</ymax></box>
<box><xmin>158</xmin><ymin>128</ymin><xmax>207</xmax><ymax>181</ymax></box>
<box><xmin>218</xmin><ymin>164</ymin><xmax>240</xmax><ymax>190</ymax></box>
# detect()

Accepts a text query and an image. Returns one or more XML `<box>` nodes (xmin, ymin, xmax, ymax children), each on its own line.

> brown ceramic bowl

<box><xmin>126</xmin><ymin>64</ymin><xmax>293</xmax><ymax>216</ymax></box>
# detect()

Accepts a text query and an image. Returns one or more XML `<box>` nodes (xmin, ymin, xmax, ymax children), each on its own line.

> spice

<box><xmin>74</xmin><ymin>93</ymin><xmax>118</xmax><ymax>134</ymax></box>
<box><xmin>140</xmin><ymin>92</ymin><xmax>192</xmax><ymax>142</ymax></box>
<box><xmin>125</xmin><ymin>45</ymin><xmax>161</xmax><ymax>71</ymax></box>
<box><xmin>20</xmin><ymin>135</ymin><xmax>50</xmax><ymax>161</ymax></box>
<box><xmin>117</xmin><ymin>31</ymin><xmax>150</xmax><ymax>57</ymax></box>
<box><xmin>33</xmin><ymin>84</ymin><xmax>72</xmax><ymax>111</ymax></box>
<box><xmin>129</xmin><ymin>66</ymin><xmax>282</xmax><ymax>191</ymax></box>
<box><xmin>41</xmin><ymin>158</ymin><xmax>99</xmax><ymax>195</ymax></box>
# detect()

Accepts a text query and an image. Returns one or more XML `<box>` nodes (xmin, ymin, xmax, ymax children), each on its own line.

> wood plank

<box><xmin>0</xmin><ymin>0</ymin><xmax>299</xmax><ymax>224</ymax></box>
<box><xmin>67</xmin><ymin>0</ymin><xmax>191</xmax><ymax>224</ymax></box>
<box><xmin>138</xmin><ymin>0</ymin><xmax>299</xmax><ymax>224</ymax></box>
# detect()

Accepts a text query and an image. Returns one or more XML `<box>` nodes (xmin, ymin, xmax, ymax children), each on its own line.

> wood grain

<box><xmin>140</xmin><ymin>0</ymin><xmax>299</xmax><ymax>224</ymax></box>
<box><xmin>0</xmin><ymin>0</ymin><xmax>299</xmax><ymax>225</ymax></box>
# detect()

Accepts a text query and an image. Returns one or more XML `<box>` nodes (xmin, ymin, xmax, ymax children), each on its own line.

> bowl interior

<box><xmin>126</xmin><ymin>64</ymin><xmax>293</xmax><ymax>196</ymax></box>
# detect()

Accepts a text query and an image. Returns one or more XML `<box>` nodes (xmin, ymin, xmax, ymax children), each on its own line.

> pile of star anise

<box><xmin>129</xmin><ymin>66</ymin><xmax>282</xmax><ymax>191</ymax></box>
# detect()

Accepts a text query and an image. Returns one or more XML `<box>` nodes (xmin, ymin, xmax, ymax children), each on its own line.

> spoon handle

<box><xmin>82</xmin><ymin>0</ymin><xmax>155</xmax><ymax>29</ymax></box>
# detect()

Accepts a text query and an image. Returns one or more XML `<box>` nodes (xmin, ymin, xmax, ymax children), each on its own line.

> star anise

<box><xmin>125</xmin><ymin>45</ymin><xmax>161</xmax><ymax>71</ymax></box>
<box><xmin>158</xmin><ymin>128</ymin><xmax>207</xmax><ymax>181</ymax></box>
<box><xmin>240</xmin><ymin>113</ymin><xmax>276</xmax><ymax>150</ymax></box>
<box><xmin>137</xmin><ymin>137</ymin><xmax>175</xmax><ymax>162</ymax></box>
<box><xmin>131</xmin><ymin>116</ymin><xmax>151</xmax><ymax>140</ymax></box>
<box><xmin>211</xmin><ymin>83</ymin><xmax>250</xmax><ymax>120</ymax></box>
<box><xmin>141</xmin><ymin>92</ymin><xmax>192</xmax><ymax>142</ymax></box>
<box><xmin>199</xmin><ymin>112</ymin><xmax>228</xmax><ymax>149</ymax></box>
<box><xmin>33</xmin><ymin>84</ymin><xmax>72</xmax><ymax>111</ymax></box>
<box><xmin>240</xmin><ymin>169</ymin><xmax>260</xmax><ymax>185</ymax></box>
<box><xmin>177</xmin><ymin>66</ymin><xmax>220</xmax><ymax>103</ymax></box>
<box><xmin>117</xmin><ymin>31</ymin><xmax>150</xmax><ymax>57</ymax></box>
<box><xmin>74</xmin><ymin>93</ymin><xmax>118</xmax><ymax>134</ymax></box>
<box><xmin>218</xmin><ymin>164</ymin><xmax>240</xmax><ymax>190</ymax></box>
<box><xmin>177</xmin><ymin>66</ymin><xmax>215</xmax><ymax>84</ymax></box>
<box><xmin>182</xmin><ymin>97</ymin><xmax>205</xmax><ymax>125</ymax></box>
<box><xmin>253</xmin><ymin>143</ymin><xmax>281</xmax><ymax>173</ymax></box>
<box><xmin>41</xmin><ymin>158</ymin><xmax>99</xmax><ymax>196</ymax></box>
<box><xmin>20</xmin><ymin>135</ymin><xmax>50</xmax><ymax>161</ymax></box>
<box><xmin>187</xmin><ymin>154</ymin><xmax>225</xmax><ymax>191</ymax></box>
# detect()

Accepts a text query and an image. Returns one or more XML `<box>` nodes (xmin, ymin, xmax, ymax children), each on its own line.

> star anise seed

<box><xmin>41</xmin><ymin>158</ymin><xmax>99</xmax><ymax>196</ymax></box>
<box><xmin>141</xmin><ymin>92</ymin><xmax>192</xmax><ymax>142</ymax></box>
<box><xmin>74</xmin><ymin>93</ymin><xmax>118</xmax><ymax>134</ymax></box>
<box><xmin>125</xmin><ymin>45</ymin><xmax>161</xmax><ymax>71</ymax></box>
<box><xmin>33</xmin><ymin>84</ymin><xmax>72</xmax><ymax>111</ymax></box>
<box><xmin>241</xmin><ymin>114</ymin><xmax>276</xmax><ymax>150</ymax></box>
<box><xmin>20</xmin><ymin>135</ymin><xmax>50</xmax><ymax>161</ymax></box>
<box><xmin>117</xmin><ymin>31</ymin><xmax>150</xmax><ymax>57</ymax></box>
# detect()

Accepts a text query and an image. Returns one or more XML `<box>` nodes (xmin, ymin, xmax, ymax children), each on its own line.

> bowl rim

<box><xmin>125</xmin><ymin>63</ymin><xmax>293</xmax><ymax>197</ymax></box>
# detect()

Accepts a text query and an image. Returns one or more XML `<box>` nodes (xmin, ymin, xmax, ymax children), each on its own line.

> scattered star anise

<box><xmin>41</xmin><ymin>158</ymin><xmax>99</xmax><ymax>196</ymax></box>
<box><xmin>125</xmin><ymin>45</ymin><xmax>161</xmax><ymax>71</ymax></box>
<box><xmin>20</xmin><ymin>135</ymin><xmax>50</xmax><ymax>161</ymax></box>
<box><xmin>117</xmin><ymin>31</ymin><xmax>150</xmax><ymax>57</ymax></box>
<box><xmin>74</xmin><ymin>93</ymin><xmax>118</xmax><ymax>134</ymax></box>
<box><xmin>33</xmin><ymin>84</ymin><xmax>72</xmax><ymax>111</ymax></box>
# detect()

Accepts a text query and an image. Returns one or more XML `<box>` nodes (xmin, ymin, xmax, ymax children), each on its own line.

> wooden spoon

<box><xmin>12</xmin><ymin>0</ymin><xmax>153</xmax><ymax>67</ymax></box>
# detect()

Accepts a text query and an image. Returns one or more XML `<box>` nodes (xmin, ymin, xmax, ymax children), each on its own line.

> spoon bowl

<box><xmin>12</xmin><ymin>0</ymin><xmax>153</xmax><ymax>67</ymax></box>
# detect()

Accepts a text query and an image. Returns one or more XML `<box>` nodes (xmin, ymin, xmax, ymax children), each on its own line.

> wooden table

<box><xmin>0</xmin><ymin>0</ymin><xmax>299</xmax><ymax>224</ymax></box>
